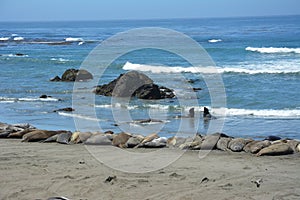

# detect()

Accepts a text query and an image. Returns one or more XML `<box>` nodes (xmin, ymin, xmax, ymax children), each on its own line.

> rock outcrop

<box><xmin>50</xmin><ymin>68</ymin><xmax>93</xmax><ymax>82</ymax></box>
<box><xmin>94</xmin><ymin>71</ymin><xmax>175</xmax><ymax>99</ymax></box>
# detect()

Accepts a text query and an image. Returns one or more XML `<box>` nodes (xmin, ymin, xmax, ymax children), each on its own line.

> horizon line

<box><xmin>0</xmin><ymin>14</ymin><xmax>299</xmax><ymax>23</ymax></box>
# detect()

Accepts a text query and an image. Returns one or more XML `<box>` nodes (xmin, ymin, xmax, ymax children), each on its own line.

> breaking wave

<box><xmin>246</xmin><ymin>47</ymin><xmax>300</xmax><ymax>54</ymax></box>
<box><xmin>123</xmin><ymin>62</ymin><xmax>300</xmax><ymax>75</ymax></box>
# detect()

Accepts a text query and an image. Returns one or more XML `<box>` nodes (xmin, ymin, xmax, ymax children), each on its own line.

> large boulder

<box><xmin>50</xmin><ymin>68</ymin><xmax>93</xmax><ymax>82</ymax></box>
<box><xmin>94</xmin><ymin>71</ymin><xmax>175</xmax><ymax>99</ymax></box>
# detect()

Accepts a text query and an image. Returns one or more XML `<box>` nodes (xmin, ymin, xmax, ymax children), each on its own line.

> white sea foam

<box><xmin>95</xmin><ymin>103</ymin><xmax>300</xmax><ymax>118</ymax></box>
<box><xmin>212</xmin><ymin>108</ymin><xmax>300</xmax><ymax>118</ymax></box>
<box><xmin>50</xmin><ymin>58</ymin><xmax>70</xmax><ymax>62</ymax></box>
<box><xmin>57</xmin><ymin>112</ymin><xmax>102</xmax><ymax>121</ymax></box>
<box><xmin>78</xmin><ymin>41</ymin><xmax>84</xmax><ymax>45</ymax></box>
<box><xmin>123</xmin><ymin>62</ymin><xmax>218</xmax><ymax>74</ymax></box>
<box><xmin>123</xmin><ymin>61</ymin><xmax>300</xmax><ymax>75</ymax></box>
<box><xmin>65</xmin><ymin>37</ymin><xmax>83</xmax><ymax>42</ymax></box>
<box><xmin>0</xmin><ymin>96</ymin><xmax>59</xmax><ymax>102</ymax></box>
<box><xmin>208</xmin><ymin>39</ymin><xmax>222</xmax><ymax>43</ymax></box>
<box><xmin>0</xmin><ymin>37</ymin><xmax>10</xmax><ymax>41</ymax></box>
<box><xmin>13</xmin><ymin>36</ymin><xmax>24</xmax><ymax>41</ymax></box>
<box><xmin>246</xmin><ymin>47</ymin><xmax>300</xmax><ymax>54</ymax></box>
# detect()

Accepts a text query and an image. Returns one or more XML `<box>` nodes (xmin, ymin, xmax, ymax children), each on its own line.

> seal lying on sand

<box><xmin>22</xmin><ymin>130</ymin><xmax>70</xmax><ymax>142</ymax></box>
<box><xmin>56</xmin><ymin>131</ymin><xmax>73</xmax><ymax>144</ymax></box>
<box><xmin>8</xmin><ymin>128</ymin><xmax>36</xmax><ymax>138</ymax></box>
<box><xmin>228</xmin><ymin>138</ymin><xmax>252</xmax><ymax>152</ymax></box>
<box><xmin>243</xmin><ymin>140</ymin><xmax>271</xmax><ymax>154</ymax></box>
<box><xmin>112</xmin><ymin>132</ymin><xmax>132</xmax><ymax>147</ymax></box>
<box><xmin>256</xmin><ymin>143</ymin><xmax>294</xmax><ymax>156</ymax></box>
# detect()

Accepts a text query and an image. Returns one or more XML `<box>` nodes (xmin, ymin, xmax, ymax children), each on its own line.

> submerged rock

<box><xmin>94</xmin><ymin>71</ymin><xmax>175</xmax><ymax>99</ymax></box>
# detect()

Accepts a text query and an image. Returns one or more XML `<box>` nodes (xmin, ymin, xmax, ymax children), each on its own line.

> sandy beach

<box><xmin>1</xmin><ymin>139</ymin><xmax>300</xmax><ymax>200</ymax></box>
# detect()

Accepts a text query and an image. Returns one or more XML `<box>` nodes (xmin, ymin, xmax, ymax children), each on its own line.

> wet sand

<box><xmin>1</xmin><ymin>139</ymin><xmax>300</xmax><ymax>200</ymax></box>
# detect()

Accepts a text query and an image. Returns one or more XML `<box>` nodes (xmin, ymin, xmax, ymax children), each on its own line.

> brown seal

<box><xmin>256</xmin><ymin>143</ymin><xmax>294</xmax><ymax>156</ymax></box>
<box><xmin>112</xmin><ymin>132</ymin><xmax>132</xmax><ymax>147</ymax></box>
<box><xmin>22</xmin><ymin>130</ymin><xmax>69</xmax><ymax>142</ymax></box>
<box><xmin>243</xmin><ymin>140</ymin><xmax>271</xmax><ymax>154</ymax></box>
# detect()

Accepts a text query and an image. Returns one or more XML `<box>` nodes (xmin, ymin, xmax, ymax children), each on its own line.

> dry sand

<box><xmin>1</xmin><ymin>139</ymin><xmax>300</xmax><ymax>200</ymax></box>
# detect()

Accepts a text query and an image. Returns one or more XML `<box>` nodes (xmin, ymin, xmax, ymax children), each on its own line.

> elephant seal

<box><xmin>167</xmin><ymin>136</ymin><xmax>187</xmax><ymax>148</ymax></box>
<box><xmin>203</xmin><ymin>107</ymin><xmax>216</xmax><ymax>119</ymax></box>
<box><xmin>0</xmin><ymin>131</ymin><xmax>11</xmax><ymax>138</ymax></box>
<box><xmin>8</xmin><ymin>128</ymin><xmax>35</xmax><ymax>138</ymax></box>
<box><xmin>174</xmin><ymin>108</ymin><xmax>195</xmax><ymax>118</ymax></box>
<box><xmin>243</xmin><ymin>140</ymin><xmax>271</xmax><ymax>154</ymax></box>
<box><xmin>56</xmin><ymin>131</ymin><xmax>72</xmax><ymax>144</ymax></box>
<box><xmin>84</xmin><ymin>134</ymin><xmax>112</xmax><ymax>145</ymax></box>
<box><xmin>179</xmin><ymin>135</ymin><xmax>202</xmax><ymax>150</ymax></box>
<box><xmin>264</xmin><ymin>135</ymin><xmax>281</xmax><ymax>141</ymax></box>
<box><xmin>22</xmin><ymin>130</ymin><xmax>69</xmax><ymax>142</ymax></box>
<box><xmin>216</xmin><ymin>137</ymin><xmax>232</xmax><ymax>151</ymax></box>
<box><xmin>144</xmin><ymin>137</ymin><xmax>167</xmax><ymax>148</ymax></box>
<box><xmin>286</xmin><ymin>140</ymin><xmax>300</xmax><ymax>153</ymax></box>
<box><xmin>112</xmin><ymin>132</ymin><xmax>132</xmax><ymax>147</ymax></box>
<box><xmin>125</xmin><ymin>135</ymin><xmax>144</xmax><ymax>148</ymax></box>
<box><xmin>228</xmin><ymin>138</ymin><xmax>252</xmax><ymax>152</ymax></box>
<box><xmin>201</xmin><ymin>133</ymin><xmax>220</xmax><ymax>150</ymax></box>
<box><xmin>42</xmin><ymin>134</ymin><xmax>59</xmax><ymax>143</ymax></box>
<box><xmin>134</xmin><ymin>133</ymin><xmax>159</xmax><ymax>148</ymax></box>
<box><xmin>70</xmin><ymin>131</ymin><xmax>92</xmax><ymax>144</ymax></box>
<box><xmin>256</xmin><ymin>143</ymin><xmax>294</xmax><ymax>156</ymax></box>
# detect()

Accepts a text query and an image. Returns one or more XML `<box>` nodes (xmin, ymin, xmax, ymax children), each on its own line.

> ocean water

<box><xmin>0</xmin><ymin>15</ymin><xmax>299</xmax><ymax>139</ymax></box>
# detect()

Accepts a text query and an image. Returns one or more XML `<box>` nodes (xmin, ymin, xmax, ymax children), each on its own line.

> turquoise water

<box><xmin>0</xmin><ymin>15</ymin><xmax>299</xmax><ymax>139</ymax></box>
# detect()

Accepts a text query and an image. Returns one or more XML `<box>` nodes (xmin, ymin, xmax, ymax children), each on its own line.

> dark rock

<box><xmin>54</xmin><ymin>107</ymin><xmax>74</xmax><ymax>112</ymax></box>
<box><xmin>61</xmin><ymin>68</ymin><xmax>93</xmax><ymax>81</ymax></box>
<box><xmin>51</xmin><ymin>69</ymin><xmax>93</xmax><ymax>82</ymax></box>
<box><xmin>94</xmin><ymin>71</ymin><xmax>175</xmax><ymax>99</ymax></box>
<box><xmin>39</xmin><ymin>94</ymin><xmax>52</xmax><ymax>98</ymax></box>
<box><xmin>15</xmin><ymin>53</ymin><xmax>25</xmax><ymax>56</ymax></box>
<box><xmin>50</xmin><ymin>76</ymin><xmax>61</xmax><ymax>82</ymax></box>
<box><xmin>192</xmin><ymin>87</ymin><xmax>202</xmax><ymax>91</ymax></box>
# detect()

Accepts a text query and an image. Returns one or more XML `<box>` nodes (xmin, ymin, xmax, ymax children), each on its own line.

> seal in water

<box><xmin>174</xmin><ymin>108</ymin><xmax>194</xmax><ymax>118</ymax></box>
<box><xmin>203</xmin><ymin>107</ymin><xmax>216</xmax><ymax>119</ymax></box>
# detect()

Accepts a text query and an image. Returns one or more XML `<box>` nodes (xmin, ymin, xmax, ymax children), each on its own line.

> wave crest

<box><xmin>246</xmin><ymin>47</ymin><xmax>300</xmax><ymax>54</ymax></box>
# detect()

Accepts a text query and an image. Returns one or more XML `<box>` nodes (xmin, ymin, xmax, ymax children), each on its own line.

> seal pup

<box><xmin>174</xmin><ymin>108</ymin><xmax>194</xmax><ymax>118</ymax></box>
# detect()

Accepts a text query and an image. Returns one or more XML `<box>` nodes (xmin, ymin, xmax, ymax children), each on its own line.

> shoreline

<box><xmin>0</xmin><ymin>139</ymin><xmax>300</xmax><ymax>199</ymax></box>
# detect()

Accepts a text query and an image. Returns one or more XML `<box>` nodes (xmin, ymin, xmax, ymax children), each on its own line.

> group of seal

<box><xmin>1</xmin><ymin>122</ymin><xmax>300</xmax><ymax>156</ymax></box>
